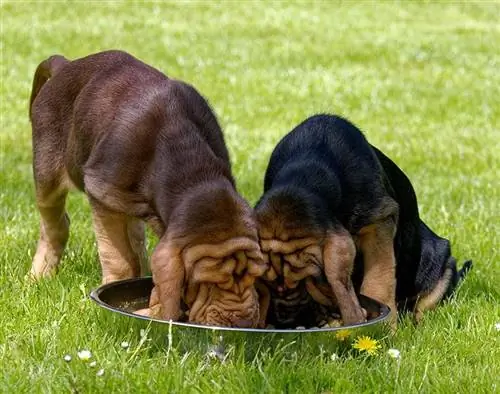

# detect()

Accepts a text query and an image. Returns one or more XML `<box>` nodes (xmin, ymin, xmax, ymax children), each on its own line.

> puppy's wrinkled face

<box><xmin>255</xmin><ymin>189</ymin><xmax>328</xmax><ymax>290</ymax></box>
<box><xmin>170</xmin><ymin>183</ymin><xmax>269</xmax><ymax>327</ymax></box>
<box><xmin>182</xmin><ymin>240</ymin><xmax>266</xmax><ymax>327</ymax></box>
<box><xmin>255</xmin><ymin>189</ymin><xmax>337</xmax><ymax>324</ymax></box>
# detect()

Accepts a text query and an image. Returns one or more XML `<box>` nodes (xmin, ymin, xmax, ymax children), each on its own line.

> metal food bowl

<box><xmin>90</xmin><ymin>277</ymin><xmax>390</xmax><ymax>334</ymax></box>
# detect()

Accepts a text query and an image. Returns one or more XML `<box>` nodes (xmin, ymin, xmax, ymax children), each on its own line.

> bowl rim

<box><xmin>90</xmin><ymin>277</ymin><xmax>390</xmax><ymax>333</ymax></box>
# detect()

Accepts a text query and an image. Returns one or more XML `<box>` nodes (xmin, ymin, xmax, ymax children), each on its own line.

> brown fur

<box><xmin>356</xmin><ymin>216</ymin><xmax>398</xmax><ymax>322</ymax></box>
<box><xmin>29</xmin><ymin>50</ymin><xmax>267</xmax><ymax>327</ymax></box>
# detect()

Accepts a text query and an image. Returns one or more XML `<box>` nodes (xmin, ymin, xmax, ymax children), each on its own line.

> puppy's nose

<box><xmin>233</xmin><ymin>319</ymin><xmax>254</xmax><ymax>328</ymax></box>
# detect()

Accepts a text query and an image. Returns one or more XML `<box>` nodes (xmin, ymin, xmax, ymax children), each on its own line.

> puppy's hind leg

<box><xmin>414</xmin><ymin>266</ymin><xmax>453</xmax><ymax>322</ymax></box>
<box><xmin>30</xmin><ymin>182</ymin><xmax>70</xmax><ymax>279</ymax></box>
<box><xmin>89</xmin><ymin>199</ymin><xmax>143</xmax><ymax>284</ymax></box>
<box><xmin>358</xmin><ymin>214</ymin><xmax>398</xmax><ymax>326</ymax></box>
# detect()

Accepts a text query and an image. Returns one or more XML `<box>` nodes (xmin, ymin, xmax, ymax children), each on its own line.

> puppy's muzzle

<box><xmin>190</xmin><ymin>284</ymin><xmax>260</xmax><ymax>327</ymax></box>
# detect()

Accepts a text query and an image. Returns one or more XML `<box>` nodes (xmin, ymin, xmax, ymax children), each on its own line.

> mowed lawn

<box><xmin>1</xmin><ymin>1</ymin><xmax>499</xmax><ymax>392</ymax></box>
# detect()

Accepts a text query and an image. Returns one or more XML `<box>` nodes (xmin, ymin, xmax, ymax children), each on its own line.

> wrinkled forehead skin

<box><xmin>255</xmin><ymin>195</ymin><xmax>327</xmax><ymax>290</ymax></box>
<box><xmin>260</xmin><ymin>237</ymin><xmax>324</xmax><ymax>289</ymax></box>
<box><xmin>181</xmin><ymin>236</ymin><xmax>267</xmax><ymax>328</ymax></box>
<box><xmin>255</xmin><ymin>191</ymin><xmax>344</xmax><ymax>326</ymax></box>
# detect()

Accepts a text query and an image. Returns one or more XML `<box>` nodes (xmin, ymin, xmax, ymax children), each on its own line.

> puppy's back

<box><xmin>31</xmin><ymin>50</ymin><xmax>229</xmax><ymax>181</ymax></box>
<box><xmin>31</xmin><ymin>50</ymin><xmax>232</xmax><ymax>222</ymax></box>
<box><xmin>265</xmin><ymin>115</ymin><xmax>379</xmax><ymax>187</ymax></box>
<box><xmin>264</xmin><ymin>114</ymin><xmax>390</xmax><ymax>231</ymax></box>
<box><xmin>31</xmin><ymin>50</ymin><xmax>160</xmax><ymax>120</ymax></box>
<box><xmin>31</xmin><ymin>50</ymin><xmax>225</xmax><ymax>154</ymax></box>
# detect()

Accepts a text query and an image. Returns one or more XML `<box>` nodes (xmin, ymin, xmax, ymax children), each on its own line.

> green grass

<box><xmin>1</xmin><ymin>1</ymin><xmax>499</xmax><ymax>392</ymax></box>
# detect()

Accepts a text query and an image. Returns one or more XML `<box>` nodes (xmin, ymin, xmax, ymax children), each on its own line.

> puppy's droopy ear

<box><xmin>322</xmin><ymin>229</ymin><xmax>366</xmax><ymax>324</ymax></box>
<box><xmin>255</xmin><ymin>280</ymin><xmax>271</xmax><ymax>328</ymax></box>
<box><xmin>150</xmin><ymin>236</ymin><xmax>185</xmax><ymax>321</ymax></box>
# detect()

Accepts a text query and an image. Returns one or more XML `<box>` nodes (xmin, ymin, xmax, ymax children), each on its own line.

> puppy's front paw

<box><xmin>29</xmin><ymin>254</ymin><xmax>60</xmax><ymax>281</ymax></box>
<box><xmin>134</xmin><ymin>304</ymin><xmax>162</xmax><ymax>319</ymax></box>
<box><xmin>414</xmin><ymin>308</ymin><xmax>424</xmax><ymax>324</ymax></box>
<box><xmin>342</xmin><ymin>306</ymin><xmax>367</xmax><ymax>325</ymax></box>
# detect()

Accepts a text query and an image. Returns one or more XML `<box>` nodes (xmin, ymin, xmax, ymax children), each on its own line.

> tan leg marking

<box><xmin>30</xmin><ymin>184</ymin><xmax>70</xmax><ymax>280</ymax></box>
<box><xmin>323</xmin><ymin>229</ymin><xmax>365</xmax><ymax>324</ymax></box>
<box><xmin>305</xmin><ymin>278</ymin><xmax>334</xmax><ymax>306</ymax></box>
<box><xmin>150</xmin><ymin>238</ymin><xmax>184</xmax><ymax>321</ymax></box>
<box><xmin>127</xmin><ymin>217</ymin><xmax>148</xmax><ymax>276</ymax></box>
<box><xmin>90</xmin><ymin>200</ymin><xmax>142</xmax><ymax>284</ymax></box>
<box><xmin>358</xmin><ymin>218</ymin><xmax>397</xmax><ymax>325</ymax></box>
<box><xmin>414</xmin><ymin>267</ymin><xmax>453</xmax><ymax>322</ymax></box>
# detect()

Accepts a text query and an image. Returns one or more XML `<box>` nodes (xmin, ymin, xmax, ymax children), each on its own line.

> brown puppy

<box><xmin>29</xmin><ymin>50</ymin><xmax>267</xmax><ymax>327</ymax></box>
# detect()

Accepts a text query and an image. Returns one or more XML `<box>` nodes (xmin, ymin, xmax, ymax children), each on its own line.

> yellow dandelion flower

<box><xmin>352</xmin><ymin>336</ymin><xmax>381</xmax><ymax>355</ymax></box>
<box><xmin>335</xmin><ymin>329</ymin><xmax>351</xmax><ymax>341</ymax></box>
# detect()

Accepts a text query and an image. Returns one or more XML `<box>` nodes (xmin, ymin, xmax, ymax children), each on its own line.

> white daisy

<box><xmin>387</xmin><ymin>348</ymin><xmax>401</xmax><ymax>359</ymax></box>
<box><xmin>63</xmin><ymin>354</ymin><xmax>72</xmax><ymax>362</ymax></box>
<box><xmin>77</xmin><ymin>350</ymin><xmax>92</xmax><ymax>361</ymax></box>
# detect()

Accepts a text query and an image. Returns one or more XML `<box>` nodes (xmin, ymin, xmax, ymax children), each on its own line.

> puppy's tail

<box><xmin>29</xmin><ymin>55</ymin><xmax>69</xmax><ymax>121</ymax></box>
<box><xmin>456</xmin><ymin>259</ymin><xmax>473</xmax><ymax>283</ymax></box>
<box><xmin>445</xmin><ymin>258</ymin><xmax>473</xmax><ymax>299</ymax></box>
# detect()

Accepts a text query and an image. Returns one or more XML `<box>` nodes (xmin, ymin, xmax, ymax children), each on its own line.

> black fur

<box><xmin>360</xmin><ymin>146</ymin><xmax>472</xmax><ymax>310</ymax></box>
<box><xmin>257</xmin><ymin>114</ymin><xmax>471</xmax><ymax>327</ymax></box>
<box><xmin>259</xmin><ymin>114</ymin><xmax>395</xmax><ymax>234</ymax></box>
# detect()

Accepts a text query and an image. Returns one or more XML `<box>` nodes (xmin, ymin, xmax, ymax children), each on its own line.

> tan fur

<box><xmin>305</xmin><ymin>278</ymin><xmax>334</xmax><ymax>306</ymax></box>
<box><xmin>90</xmin><ymin>200</ymin><xmax>146</xmax><ymax>284</ymax></box>
<box><xmin>148</xmin><ymin>238</ymin><xmax>185</xmax><ymax>321</ymax></box>
<box><xmin>255</xmin><ymin>281</ymin><xmax>271</xmax><ymax>328</ymax></box>
<box><xmin>257</xmin><ymin>224</ymin><xmax>366</xmax><ymax>325</ymax></box>
<box><xmin>414</xmin><ymin>267</ymin><xmax>453</xmax><ymax>322</ymax></box>
<box><xmin>322</xmin><ymin>229</ymin><xmax>366</xmax><ymax>324</ymax></box>
<box><xmin>29</xmin><ymin>184</ymin><xmax>70</xmax><ymax>279</ymax></box>
<box><xmin>358</xmin><ymin>217</ymin><xmax>398</xmax><ymax>325</ymax></box>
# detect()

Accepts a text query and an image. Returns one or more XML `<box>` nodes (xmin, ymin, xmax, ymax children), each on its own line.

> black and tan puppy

<box><xmin>255</xmin><ymin>114</ymin><xmax>399</xmax><ymax>327</ymax></box>
<box><xmin>29</xmin><ymin>50</ymin><xmax>267</xmax><ymax>327</ymax></box>
<box><xmin>256</xmin><ymin>114</ymin><xmax>471</xmax><ymax>328</ymax></box>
